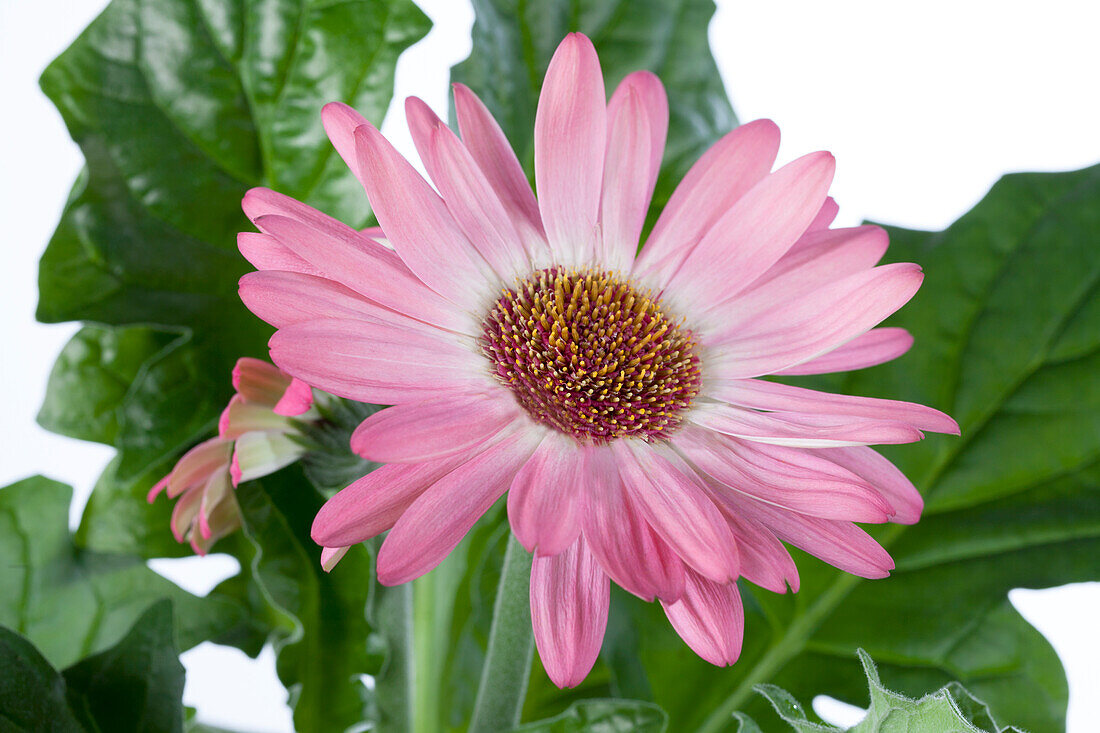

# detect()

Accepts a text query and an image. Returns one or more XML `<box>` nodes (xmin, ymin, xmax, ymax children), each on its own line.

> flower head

<box><xmin>149</xmin><ymin>358</ymin><xmax>316</xmax><ymax>554</ymax></box>
<box><xmin>237</xmin><ymin>33</ymin><xmax>957</xmax><ymax>687</ymax></box>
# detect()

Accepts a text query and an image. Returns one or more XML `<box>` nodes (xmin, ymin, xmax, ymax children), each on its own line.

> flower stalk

<box><xmin>469</xmin><ymin>535</ymin><xmax>536</xmax><ymax>732</ymax></box>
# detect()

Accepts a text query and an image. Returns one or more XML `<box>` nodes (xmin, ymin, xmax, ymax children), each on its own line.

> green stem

<box><xmin>469</xmin><ymin>535</ymin><xmax>535</xmax><ymax>733</ymax></box>
<box><xmin>697</xmin><ymin>523</ymin><xmax>906</xmax><ymax>733</ymax></box>
<box><xmin>412</xmin><ymin>575</ymin><xmax>438</xmax><ymax>733</ymax></box>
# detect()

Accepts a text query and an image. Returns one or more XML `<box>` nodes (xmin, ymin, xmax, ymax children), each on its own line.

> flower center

<box><xmin>480</xmin><ymin>267</ymin><xmax>702</xmax><ymax>444</ymax></box>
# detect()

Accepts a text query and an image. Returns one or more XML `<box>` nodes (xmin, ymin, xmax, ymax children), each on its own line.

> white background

<box><xmin>2</xmin><ymin>0</ymin><xmax>1099</xmax><ymax>730</ymax></box>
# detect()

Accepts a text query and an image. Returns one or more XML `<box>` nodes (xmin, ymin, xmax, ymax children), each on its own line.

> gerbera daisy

<box><xmin>236</xmin><ymin>33</ymin><xmax>957</xmax><ymax>687</ymax></box>
<box><xmin>149</xmin><ymin>358</ymin><xmax>316</xmax><ymax>554</ymax></box>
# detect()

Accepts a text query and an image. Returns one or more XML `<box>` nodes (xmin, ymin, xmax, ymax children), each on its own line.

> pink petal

<box><xmin>268</xmin><ymin>317</ymin><xmax>488</xmax><ymax>405</ymax></box>
<box><xmin>231</xmin><ymin>431</ymin><xmax>305</xmax><ymax>486</ymax></box>
<box><xmin>661</xmin><ymin>571</ymin><xmax>744</xmax><ymax>666</ymax></box>
<box><xmin>170</xmin><ymin>484</ymin><xmax>203</xmax><ymax>543</ymax></box>
<box><xmin>197</xmin><ymin>470</ymin><xmax>232</xmax><ymax>541</ymax></box>
<box><xmin>721</xmin><ymin>491</ymin><xmax>896</xmax><ymax>579</ymax></box>
<box><xmin>633</xmin><ymin>119</ymin><xmax>780</xmax><ymax>285</ymax></box>
<box><xmin>405</xmin><ymin>96</ymin><xmax>531</xmax><ymax>279</ymax></box>
<box><xmin>580</xmin><ymin>446</ymin><xmax>686</xmax><ymax>602</ymax></box>
<box><xmin>238</xmin><ymin>270</ymin><xmax>459</xmax><ymax>345</ymax></box>
<box><xmin>146</xmin><ymin>475</ymin><xmax>170</xmax><ymax>503</ymax></box>
<box><xmin>721</xmin><ymin>509</ymin><xmax>799</xmax><ymax>593</ymax></box>
<box><xmin>166</xmin><ymin>438</ymin><xmax>233</xmax><ymax>498</ymax></box>
<box><xmin>665</xmin><ymin>151</ymin><xmax>836</xmax><ymax>318</ymax></box>
<box><xmin>353</xmin><ymin>124</ymin><xmax>497</xmax><ymax>307</ymax></box>
<box><xmin>349</xmin><ymin>391</ymin><xmax>519</xmax><ymax>463</ymax></box>
<box><xmin>617</xmin><ymin>71</ymin><xmax>669</xmax><ymax>199</ymax></box>
<box><xmin>530</xmin><ymin>537</ymin><xmax>610</xmax><ymax>688</ymax></box>
<box><xmin>248</xmin><ymin>208</ymin><xmax>471</xmax><ymax>334</ymax></box>
<box><xmin>320</xmin><ymin>102</ymin><xmax>370</xmax><ymax>185</ymax></box>
<box><xmin>239</xmin><ymin>270</ymin><xmax>406</xmax><ymax>330</ymax></box>
<box><xmin>311</xmin><ymin>452</ymin><xmax>472</xmax><ymax>547</ymax></box>
<box><xmin>534</xmin><ymin>33</ymin><xmax>606</xmax><ymax>266</ymax></box>
<box><xmin>229</xmin><ymin>451</ymin><xmax>242</xmax><ymax>487</ymax></box>
<box><xmin>452</xmin><ymin>83</ymin><xmax>546</xmax><ymax>244</ymax></box>
<box><xmin>599</xmin><ymin>72</ymin><xmax>667</xmax><ymax>270</ymax></box>
<box><xmin>273</xmin><ymin>378</ymin><xmax>314</xmax><ymax>416</ymax></box>
<box><xmin>243</xmin><ymin>187</ymin><xmax>357</xmax><ymax>236</ymax></box>
<box><xmin>813</xmin><ymin>446</ymin><xmax>925</xmax><ymax>524</ymax></box>
<box><xmin>805</xmin><ymin>196</ymin><xmax>839</xmax><ymax>234</ymax></box>
<box><xmin>775</xmin><ymin>327</ymin><xmax>914</xmax><ymax>376</ymax></box>
<box><xmin>690</xmin><ymin>402</ymin><xmax>923</xmax><ymax>448</ymax></box>
<box><xmin>675</xmin><ymin>425</ymin><xmax>894</xmax><ymax>522</ymax></box>
<box><xmin>709</xmin><ymin>263</ymin><xmax>924</xmax><ymax>378</ymax></box>
<box><xmin>232</xmin><ymin>357</ymin><xmax>291</xmax><ymax>405</ymax></box>
<box><xmin>507</xmin><ymin>431</ymin><xmax>583</xmax><ymax>556</ymax></box>
<box><xmin>614</xmin><ymin>442</ymin><xmax>739</xmax><ymax>584</ymax></box>
<box><xmin>237</xmin><ymin>232</ymin><xmax>322</xmax><ymax>276</ymax></box>
<box><xmin>721</xmin><ymin>225</ymin><xmax>889</xmax><ymax>323</ymax></box>
<box><xmin>376</xmin><ymin>428</ymin><xmax>542</xmax><ymax>584</ymax></box>
<box><xmin>189</xmin><ymin>498</ymin><xmax>240</xmax><ymax>555</ymax></box>
<box><xmin>708</xmin><ymin>379</ymin><xmax>958</xmax><ymax>434</ymax></box>
<box><xmin>218</xmin><ymin>394</ymin><xmax>294</xmax><ymax>439</ymax></box>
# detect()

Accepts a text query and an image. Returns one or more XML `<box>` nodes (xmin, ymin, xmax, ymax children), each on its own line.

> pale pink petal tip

<box><xmin>217</xmin><ymin>401</ymin><xmax>233</xmax><ymax>438</ymax></box>
<box><xmin>229</xmin><ymin>450</ymin><xmax>242</xmax><ymax>487</ymax></box>
<box><xmin>232</xmin><ymin>357</ymin><xmax>291</xmax><ymax>405</ymax></box>
<box><xmin>147</xmin><ymin>476</ymin><xmax>169</xmax><ymax>503</ymax></box>
<box><xmin>274</xmin><ymin>378</ymin><xmax>314</xmax><ymax>416</ymax></box>
<box><xmin>190</xmin><ymin>536</ymin><xmax>208</xmax><ymax>557</ymax></box>
<box><xmin>321</xmin><ymin>546</ymin><xmax>349</xmax><ymax>573</ymax></box>
<box><xmin>198</xmin><ymin>511</ymin><xmax>214</xmax><ymax>540</ymax></box>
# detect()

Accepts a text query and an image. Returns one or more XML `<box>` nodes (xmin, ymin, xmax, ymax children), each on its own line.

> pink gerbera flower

<box><xmin>236</xmin><ymin>33</ymin><xmax>957</xmax><ymax>687</ymax></box>
<box><xmin>149</xmin><ymin>358</ymin><xmax>316</xmax><ymax>554</ymax></box>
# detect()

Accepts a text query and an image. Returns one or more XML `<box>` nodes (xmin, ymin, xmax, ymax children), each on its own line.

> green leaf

<box><xmin>0</xmin><ymin>625</ymin><xmax>85</xmax><ymax>732</ymax></box>
<box><xmin>62</xmin><ymin>601</ymin><xmax>185</xmax><ymax>733</ymax></box>
<box><xmin>753</xmin><ymin>684</ymin><xmax>837</xmax><ymax>733</ymax></box>
<box><xmin>608</xmin><ymin>164</ymin><xmax>1100</xmax><ymax>733</ymax></box>
<box><xmin>0</xmin><ymin>602</ymin><xmax>187</xmax><ymax>733</ymax></box>
<box><xmin>37</xmin><ymin>0</ymin><xmax>430</xmax><ymax>537</ymax></box>
<box><xmin>510</xmin><ymin>699</ymin><xmax>668</xmax><ymax>733</ymax></box>
<box><xmin>730</xmin><ymin>714</ymin><xmax>765</xmax><ymax>733</ymax></box>
<box><xmin>943</xmin><ymin>681</ymin><xmax>1026</xmax><ymax>733</ymax></box>
<box><xmin>74</xmin><ymin>452</ymin><xmax>188</xmax><ymax>559</ymax></box>
<box><xmin>747</xmin><ymin>650</ymin><xmax>1025</xmax><ymax>733</ymax></box>
<box><xmin>234</xmin><ymin>466</ymin><xmax>375</xmax><ymax>733</ymax></box>
<box><xmin>451</xmin><ymin>0</ymin><xmax>736</xmax><ymax>218</ymax></box>
<box><xmin>0</xmin><ymin>476</ymin><xmax>245</xmax><ymax>670</ymax></box>
<box><xmin>36</xmin><ymin>325</ymin><xmax>179</xmax><ymax>445</ymax></box>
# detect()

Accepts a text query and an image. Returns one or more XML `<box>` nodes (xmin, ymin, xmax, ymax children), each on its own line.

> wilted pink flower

<box><xmin>237</xmin><ymin>33</ymin><xmax>957</xmax><ymax>687</ymax></box>
<box><xmin>149</xmin><ymin>358</ymin><xmax>316</xmax><ymax>554</ymax></box>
